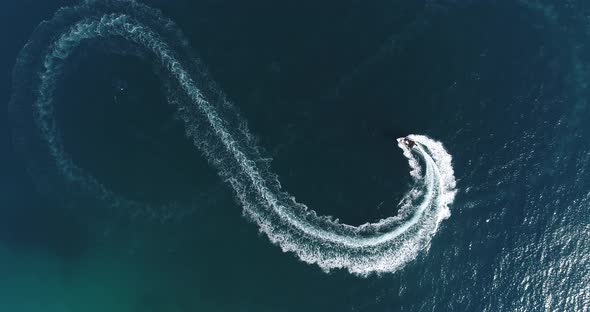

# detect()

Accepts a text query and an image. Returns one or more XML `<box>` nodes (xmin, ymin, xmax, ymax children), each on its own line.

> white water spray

<box><xmin>9</xmin><ymin>0</ymin><xmax>456</xmax><ymax>275</ymax></box>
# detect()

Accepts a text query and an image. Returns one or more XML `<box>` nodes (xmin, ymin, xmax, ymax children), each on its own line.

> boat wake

<box><xmin>9</xmin><ymin>0</ymin><xmax>457</xmax><ymax>275</ymax></box>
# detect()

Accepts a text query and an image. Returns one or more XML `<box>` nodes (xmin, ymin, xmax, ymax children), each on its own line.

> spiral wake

<box><xmin>9</xmin><ymin>0</ymin><xmax>456</xmax><ymax>275</ymax></box>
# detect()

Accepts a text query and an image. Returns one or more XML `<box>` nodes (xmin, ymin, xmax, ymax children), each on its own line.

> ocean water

<box><xmin>1</xmin><ymin>0</ymin><xmax>589</xmax><ymax>311</ymax></box>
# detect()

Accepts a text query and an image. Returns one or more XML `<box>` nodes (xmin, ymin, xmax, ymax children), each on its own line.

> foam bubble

<box><xmin>9</xmin><ymin>0</ymin><xmax>457</xmax><ymax>276</ymax></box>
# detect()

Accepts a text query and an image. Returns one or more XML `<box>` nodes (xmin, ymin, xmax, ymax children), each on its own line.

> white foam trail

<box><xmin>10</xmin><ymin>0</ymin><xmax>457</xmax><ymax>276</ymax></box>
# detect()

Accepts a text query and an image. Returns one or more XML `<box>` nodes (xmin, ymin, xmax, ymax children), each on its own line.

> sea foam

<box><xmin>9</xmin><ymin>0</ymin><xmax>457</xmax><ymax>275</ymax></box>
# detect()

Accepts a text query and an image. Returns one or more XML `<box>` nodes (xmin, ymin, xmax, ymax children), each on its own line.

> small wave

<box><xmin>9</xmin><ymin>0</ymin><xmax>457</xmax><ymax>275</ymax></box>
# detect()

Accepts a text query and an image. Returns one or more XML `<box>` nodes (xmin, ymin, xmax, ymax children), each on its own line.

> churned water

<box><xmin>0</xmin><ymin>0</ymin><xmax>589</xmax><ymax>311</ymax></box>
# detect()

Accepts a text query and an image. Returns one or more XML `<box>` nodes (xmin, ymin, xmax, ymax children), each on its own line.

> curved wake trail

<box><xmin>9</xmin><ymin>0</ymin><xmax>457</xmax><ymax>275</ymax></box>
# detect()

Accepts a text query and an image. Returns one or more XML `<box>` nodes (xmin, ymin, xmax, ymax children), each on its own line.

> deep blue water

<box><xmin>1</xmin><ymin>0</ymin><xmax>589</xmax><ymax>311</ymax></box>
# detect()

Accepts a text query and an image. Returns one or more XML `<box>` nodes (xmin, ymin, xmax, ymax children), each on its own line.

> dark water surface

<box><xmin>1</xmin><ymin>0</ymin><xmax>589</xmax><ymax>311</ymax></box>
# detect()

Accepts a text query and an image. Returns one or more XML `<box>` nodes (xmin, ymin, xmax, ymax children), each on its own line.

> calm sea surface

<box><xmin>1</xmin><ymin>1</ymin><xmax>589</xmax><ymax>311</ymax></box>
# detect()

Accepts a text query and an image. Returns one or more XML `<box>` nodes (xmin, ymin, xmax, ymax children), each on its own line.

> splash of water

<box><xmin>9</xmin><ymin>0</ymin><xmax>456</xmax><ymax>275</ymax></box>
